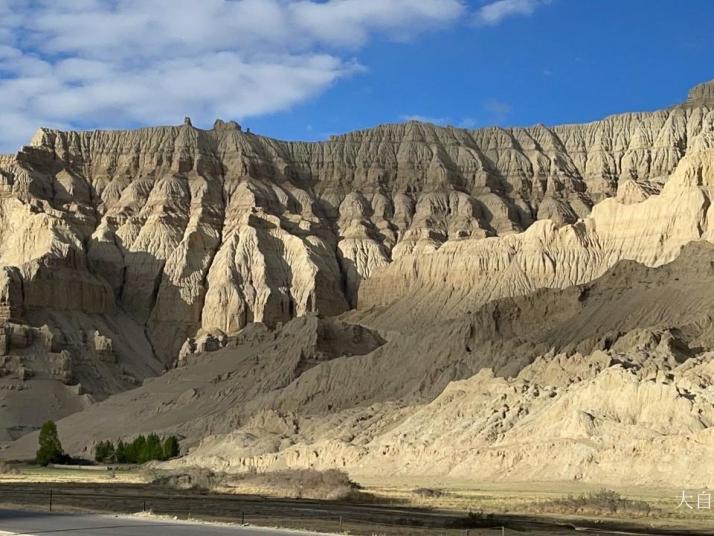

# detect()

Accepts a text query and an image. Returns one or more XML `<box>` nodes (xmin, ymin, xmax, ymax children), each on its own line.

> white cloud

<box><xmin>458</xmin><ymin>117</ymin><xmax>478</xmax><ymax>129</ymax></box>
<box><xmin>476</xmin><ymin>0</ymin><xmax>549</xmax><ymax>26</ymax></box>
<box><xmin>401</xmin><ymin>114</ymin><xmax>451</xmax><ymax>125</ymax></box>
<box><xmin>0</xmin><ymin>0</ymin><xmax>464</xmax><ymax>153</ymax></box>
<box><xmin>290</xmin><ymin>0</ymin><xmax>464</xmax><ymax>47</ymax></box>
<box><xmin>401</xmin><ymin>114</ymin><xmax>478</xmax><ymax>129</ymax></box>
<box><xmin>482</xmin><ymin>98</ymin><xmax>512</xmax><ymax>123</ymax></box>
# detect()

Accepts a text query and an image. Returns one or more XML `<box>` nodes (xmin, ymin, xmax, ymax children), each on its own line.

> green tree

<box><xmin>94</xmin><ymin>440</ymin><xmax>115</xmax><ymax>463</ymax></box>
<box><xmin>94</xmin><ymin>441</ymin><xmax>106</xmax><ymax>462</ymax></box>
<box><xmin>36</xmin><ymin>421</ymin><xmax>64</xmax><ymax>466</ymax></box>
<box><xmin>145</xmin><ymin>433</ymin><xmax>163</xmax><ymax>462</ymax></box>
<box><xmin>115</xmin><ymin>440</ymin><xmax>127</xmax><ymax>463</ymax></box>
<box><xmin>162</xmin><ymin>436</ymin><xmax>179</xmax><ymax>460</ymax></box>
<box><xmin>123</xmin><ymin>439</ymin><xmax>134</xmax><ymax>463</ymax></box>
<box><xmin>107</xmin><ymin>434</ymin><xmax>180</xmax><ymax>465</ymax></box>
<box><xmin>126</xmin><ymin>435</ymin><xmax>146</xmax><ymax>464</ymax></box>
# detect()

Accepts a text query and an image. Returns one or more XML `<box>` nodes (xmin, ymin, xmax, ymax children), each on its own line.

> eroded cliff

<box><xmin>0</xmin><ymin>81</ymin><xmax>713</xmax><ymax>436</ymax></box>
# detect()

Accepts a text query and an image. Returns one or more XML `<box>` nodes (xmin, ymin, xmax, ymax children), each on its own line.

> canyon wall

<box><xmin>0</xmin><ymin>82</ymin><xmax>710</xmax><ymax>412</ymax></box>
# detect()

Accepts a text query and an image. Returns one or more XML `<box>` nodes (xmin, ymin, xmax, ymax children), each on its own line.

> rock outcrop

<box><xmin>686</xmin><ymin>79</ymin><xmax>714</xmax><ymax>106</ymax></box>
<box><xmin>0</xmin><ymin>80</ymin><xmax>713</xmax><ymax>445</ymax></box>
<box><xmin>2</xmin><ymin>84</ymin><xmax>712</xmax><ymax>360</ymax></box>
<box><xmin>8</xmin><ymin>240</ymin><xmax>714</xmax><ymax>488</ymax></box>
<box><xmin>357</xmin><ymin>109</ymin><xmax>714</xmax><ymax>330</ymax></box>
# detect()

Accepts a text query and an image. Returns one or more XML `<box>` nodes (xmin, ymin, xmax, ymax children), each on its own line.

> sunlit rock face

<box><xmin>4</xmin><ymin>84</ymin><xmax>714</xmax><ymax>479</ymax></box>
<box><xmin>0</xmin><ymin>82</ymin><xmax>710</xmax><ymax>423</ymax></box>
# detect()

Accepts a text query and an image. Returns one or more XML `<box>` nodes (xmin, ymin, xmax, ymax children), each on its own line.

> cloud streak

<box><xmin>401</xmin><ymin>114</ymin><xmax>451</xmax><ymax>125</ymax></box>
<box><xmin>401</xmin><ymin>114</ymin><xmax>478</xmax><ymax>129</ymax></box>
<box><xmin>476</xmin><ymin>0</ymin><xmax>549</xmax><ymax>26</ymax></box>
<box><xmin>482</xmin><ymin>98</ymin><xmax>512</xmax><ymax>123</ymax></box>
<box><xmin>0</xmin><ymin>0</ymin><xmax>464</xmax><ymax>152</ymax></box>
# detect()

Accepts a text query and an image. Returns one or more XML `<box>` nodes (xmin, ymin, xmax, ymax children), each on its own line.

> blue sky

<box><xmin>0</xmin><ymin>0</ymin><xmax>712</xmax><ymax>152</ymax></box>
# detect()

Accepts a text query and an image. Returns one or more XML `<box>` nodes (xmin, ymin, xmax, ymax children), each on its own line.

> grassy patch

<box><xmin>0</xmin><ymin>462</ymin><xmax>147</xmax><ymax>484</ymax></box>
<box><xmin>537</xmin><ymin>488</ymin><xmax>656</xmax><ymax>517</ymax></box>
<box><xmin>413</xmin><ymin>487</ymin><xmax>447</xmax><ymax>498</ymax></box>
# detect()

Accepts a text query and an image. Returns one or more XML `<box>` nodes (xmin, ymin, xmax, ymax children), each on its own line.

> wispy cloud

<box><xmin>457</xmin><ymin>117</ymin><xmax>478</xmax><ymax>129</ymax></box>
<box><xmin>0</xmin><ymin>0</ymin><xmax>464</xmax><ymax>152</ymax></box>
<box><xmin>401</xmin><ymin>114</ymin><xmax>479</xmax><ymax>129</ymax></box>
<box><xmin>401</xmin><ymin>114</ymin><xmax>451</xmax><ymax>125</ymax></box>
<box><xmin>476</xmin><ymin>0</ymin><xmax>550</xmax><ymax>26</ymax></box>
<box><xmin>482</xmin><ymin>99</ymin><xmax>512</xmax><ymax>123</ymax></box>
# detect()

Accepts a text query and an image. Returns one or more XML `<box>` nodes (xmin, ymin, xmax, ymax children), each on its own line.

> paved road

<box><xmin>0</xmin><ymin>484</ymin><xmax>710</xmax><ymax>535</ymax></box>
<box><xmin>0</xmin><ymin>509</ymin><xmax>321</xmax><ymax>535</ymax></box>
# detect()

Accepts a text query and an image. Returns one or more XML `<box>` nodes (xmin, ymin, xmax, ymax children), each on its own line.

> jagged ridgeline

<box><xmin>0</xmin><ymin>81</ymin><xmax>713</xmax><ymax>441</ymax></box>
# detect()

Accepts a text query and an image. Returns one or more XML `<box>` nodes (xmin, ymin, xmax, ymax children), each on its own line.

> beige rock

<box><xmin>93</xmin><ymin>331</ymin><xmax>116</xmax><ymax>363</ymax></box>
<box><xmin>0</xmin><ymin>83</ymin><xmax>708</xmax><ymax>370</ymax></box>
<box><xmin>48</xmin><ymin>351</ymin><xmax>73</xmax><ymax>384</ymax></box>
<box><xmin>0</xmin><ymin>267</ymin><xmax>23</xmax><ymax>323</ymax></box>
<box><xmin>615</xmin><ymin>178</ymin><xmax>662</xmax><ymax>204</ymax></box>
<box><xmin>357</xmin><ymin>115</ymin><xmax>714</xmax><ymax>331</ymax></box>
<box><xmin>2</xmin><ymin>81</ymin><xmax>714</xmax><ymax>483</ymax></box>
<box><xmin>7</xmin><ymin>324</ymin><xmax>30</xmax><ymax>349</ymax></box>
<box><xmin>17</xmin><ymin>366</ymin><xmax>32</xmax><ymax>381</ymax></box>
<box><xmin>686</xmin><ymin>79</ymin><xmax>714</xmax><ymax>105</ymax></box>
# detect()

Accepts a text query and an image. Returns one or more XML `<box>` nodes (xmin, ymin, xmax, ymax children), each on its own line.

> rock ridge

<box><xmin>0</xmin><ymin>81</ymin><xmax>712</xmax><ymax>434</ymax></box>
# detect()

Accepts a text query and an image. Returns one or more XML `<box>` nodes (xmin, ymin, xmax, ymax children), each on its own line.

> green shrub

<box><xmin>540</xmin><ymin>488</ymin><xmax>655</xmax><ymax>516</ymax></box>
<box><xmin>151</xmin><ymin>468</ymin><xmax>360</xmax><ymax>500</ymax></box>
<box><xmin>36</xmin><ymin>421</ymin><xmax>64</xmax><ymax>466</ymax></box>
<box><xmin>414</xmin><ymin>487</ymin><xmax>446</xmax><ymax>498</ymax></box>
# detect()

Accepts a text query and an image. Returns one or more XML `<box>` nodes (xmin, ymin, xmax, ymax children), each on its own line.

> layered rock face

<box><xmin>687</xmin><ymin>79</ymin><xmax>714</xmax><ymax>106</ymax></box>
<box><xmin>0</xmin><ymin>81</ymin><xmax>713</xmax><ymax>436</ymax></box>
<box><xmin>358</xmin><ymin>107</ymin><xmax>714</xmax><ymax>329</ymax></box>
<box><xmin>9</xmin><ymin>242</ymin><xmax>714</xmax><ymax>488</ymax></box>
<box><xmin>7</xmin><ymin>76</ymin><xmax>714</xmax><ymax>487</ymax></box>
<box><xmin>177</xmin><ymin>340</ymin><xmax>714</xmax><ymax>487</ymax></box>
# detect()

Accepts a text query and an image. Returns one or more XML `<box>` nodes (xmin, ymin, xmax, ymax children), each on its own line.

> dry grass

<box><xmin>234</xmin><ymin>468</ymin><xmax>361</xmax><ymax>500</ymax></box>
<box><xmin>151</xmin><ymin>468</ymin><xmax>364</xmax><ymax>501</ymax></box>
<box><xmin>413</xmin><ymin>487</ymin><xmax>446</xmax><ymax>498</ymax></box>
<box><xmin>5</xmin><ymin>466</ymin><xmax>714</xmax><ymax>530</ymax></box>
<box><xmin>0</xmin><ymin>462</ymin><xmax>19</xmax><ymax>475</ymax></box>
<box><xmin>536</xmin><ymin>488</ymin><xmax>656</xmax><ymax>517</ymax></box>
<box><xmin>359</xmin><ymin>478</ymin><xmax>714</xmax><ymax>527</ymax></box>
<box><xmin>0</xmin><ymin>463</ymin><xmax>147</xmax><ymax>484</ymax></box>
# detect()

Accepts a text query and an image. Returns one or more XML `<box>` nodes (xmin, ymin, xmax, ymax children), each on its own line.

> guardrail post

<box><xmin>339</xmin><ymin>516</ymin><xmax>343</xmax><ymax>531</ymax></box>
<box><xmin>241</xmin><ymin>511</ymin><xmax>245</xmax><ymax>524</ymax></box>
<box><xmin>49</xmin><ymin>489</ymin><xmax>52</xmax><ymax>512</ymax></box>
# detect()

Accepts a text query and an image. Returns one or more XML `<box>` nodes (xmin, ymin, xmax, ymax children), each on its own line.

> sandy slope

<box><xmin>6</xmin><ymin>241</ymin><xmax>714</xmax><ymax>487</ymax></box>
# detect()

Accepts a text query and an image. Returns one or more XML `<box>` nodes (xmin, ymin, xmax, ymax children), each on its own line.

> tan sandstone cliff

<box><xmin>0</xmin><ymin>80</ymin><xmax>713</xmax><ymax>439</ymax></box>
